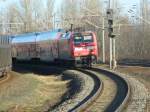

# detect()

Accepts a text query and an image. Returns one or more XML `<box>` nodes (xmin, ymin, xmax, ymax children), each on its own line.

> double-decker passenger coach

<box><xmin>0</xmin><ymin>35</ymin><xmax>11</xmax><ymax>76</ymax></box>
<box><xmin>12</xmin><ymin>30</ymin><xmax>62</xmax><ymax>62</ymax></box>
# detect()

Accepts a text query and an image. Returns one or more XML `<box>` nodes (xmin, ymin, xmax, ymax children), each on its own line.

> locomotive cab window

<box><xmin>61</xmin><ymin>34</ymin><xmax>66</xmax><ymax>38</ymax></box>
<box><xmin>83</xmin><ymin>33</ymin><xmax>93</xmax><ymax>43</ymax></box>
<box><xmin>73</xmin><ymin>33</ymin><xmax>94</xmax><ymax>44</ymax></box>
<box><xmin>73</xmin><ymin>33</ymin><xmax>83</xmax><ymax>44</ymax></box>
<box><xmin>74</xmin><ymin>36</ymin><xmax>83</xmax><ymax>43</ymax></box>
<box><xmin>61</xmin><ymin>32</ymin><xmax>71</xmax><ymax>39</ymax></box>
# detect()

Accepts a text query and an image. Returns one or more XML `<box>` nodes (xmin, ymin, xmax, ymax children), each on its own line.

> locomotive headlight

<box><xmin>87</xmin><ymin>46</ymin><xmax>94</xmax><ymax>50</ymax></box>
<box><xmin>75</xmin><ymin>47</ymin><xmax>83</xmax><ymax>51</ymax></box>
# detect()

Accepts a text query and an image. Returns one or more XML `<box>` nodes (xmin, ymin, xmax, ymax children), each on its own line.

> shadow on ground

<box><xmin>12</xmin><ymin>62</ymin><xmax>82</xmax><ymax>111</ymax></box>
<box><xmin>12</xmin><ymin>62</ymin><xmax>68</xmax><ymax>76</ymax></box>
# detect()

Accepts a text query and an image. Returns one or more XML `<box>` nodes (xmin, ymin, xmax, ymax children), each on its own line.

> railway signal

<box><xmin>107</xmin><ymin>9</ymin><xmax>116</xmax><ymax>38</ymax></box>
<box><xmin>107</xmin><ymin>8</ymin><xmax>117</xmax><ymax>69</ymax></box>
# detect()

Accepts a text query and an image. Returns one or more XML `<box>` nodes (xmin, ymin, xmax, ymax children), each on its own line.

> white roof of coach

<box><xmin>12</xmin><ymin>30</ymin><xmax>62</xmax><ymax>44</ymax></box>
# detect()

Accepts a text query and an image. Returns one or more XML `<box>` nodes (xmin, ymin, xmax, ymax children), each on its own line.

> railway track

<box><xmin>51</xmin><ymin>66</ymin><xmax>130</xmax><ymax>112</ymax></box>
<box><xmin>63</xmin><ymin>67</ymin><xmax>130</xmax><ymax>112</ymax></box>
<box><xmin>77</xmin><ymin>68</ymin><xmax>117</xmax><ymax>112</ymax></box>
<box><xmin>12</xmin><ymin>63</ymin><xmax>130</xmax><ymax>112</ymax></box>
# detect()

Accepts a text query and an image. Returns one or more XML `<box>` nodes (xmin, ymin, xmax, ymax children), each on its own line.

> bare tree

<box><xmin>45</xmin><ymin>0</ymin><xmax>54</xmax><ymax>29</ymax></box>
<box><xmin>60</xmin><ymin>0</ymin><xmax>102</xmax><ymax>31</ymax></box>
<box><xmin>60</xmin><ymin>0</ymin><xmax>79</xmax><ymax>29</ymax></box>
<box><xmin>4</xmin><ymin>0</ymin><xmax>54</xmax><ymax>34</ymax></box>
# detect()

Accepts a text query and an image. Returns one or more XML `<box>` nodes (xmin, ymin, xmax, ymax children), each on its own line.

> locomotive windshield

<box><xmin>83</xmin><ymin>34</ymin><xmax>93</xmax><ymax>43</ymax></box>
<box><xmin>73</xmin><ymin>33</ymin><xmax>83</xmax><ymax>44</ymax></box>
<box><xmin>73</xmin><ymin>33</ymin><xmax>93</xmax><ymax>44</ymax></box>
<box><xmin>74</xmin><ymin>36</ymin><xmax>83</xmax><ymax>43</ymax></box>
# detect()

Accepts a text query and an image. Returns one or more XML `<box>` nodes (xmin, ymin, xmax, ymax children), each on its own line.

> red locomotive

<box><xmin>58</xmin><ymin>31</ymin><xmax>98</xmax><ymax>66</ymax></box>
<box><xmin>12</xmin><ymin>30</ymin><xmax>98</xmax><ymax>67</ymax></box>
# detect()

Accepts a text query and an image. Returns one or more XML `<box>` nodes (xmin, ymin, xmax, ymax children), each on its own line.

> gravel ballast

<box><xmin>51</xmin><ymin>70</ymin><xmax>95</xmax><ymax>112</ymax></box>
<box><xmin>99</xmin><ymin>66</ymin><xmax>149</xmax><ymax>112</ymax></box>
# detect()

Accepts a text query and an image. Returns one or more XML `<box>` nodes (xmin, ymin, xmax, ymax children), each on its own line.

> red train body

<box><xmin>12</xmin><ymin>30</ymin><xmax>98</xmax><ymax>66</ymax></box>
<box><xmin>58</xmin><ymin>31</ymin><xmax>98</xmax><ymax>65</ymax></box>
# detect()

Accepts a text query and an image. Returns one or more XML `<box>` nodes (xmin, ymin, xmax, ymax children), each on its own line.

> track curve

<box><xmin>69</xmin><ymin>67</ymin><xmax>130</xmax><ymax>112</ymax></box>
<box><xmin>68</xmin><ymin>68</ymin><xmax>102</xmax><ymax>112</ymax></box>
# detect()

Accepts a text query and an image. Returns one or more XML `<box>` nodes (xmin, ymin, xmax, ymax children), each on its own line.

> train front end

<box><xmin>71</xmin><ymin>32</ymin><xmax>98</xmax><ymax>66</ymax></box>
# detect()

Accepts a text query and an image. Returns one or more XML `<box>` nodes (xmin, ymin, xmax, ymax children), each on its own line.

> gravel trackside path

<box><xmin>51</xmin><ymin>70</ymin><xmax>95</xmax><ymax>112</ymax></box>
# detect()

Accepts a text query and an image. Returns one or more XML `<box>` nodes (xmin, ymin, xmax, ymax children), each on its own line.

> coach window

<box><xmin>9</xmin><ymin>37</ymin><xmax>10</xmax><ymax>44</ymax></box>
<box><xmin>3</xmin><ymin>37</ymin><xmax>4</xmax><ymax>45</ymax></box>
<box><xmin>7</xmin><ymin>36</ymin><xmax>9</xmax><ymax>44</ymax></box>
<box><xmin>7</xmin><ymin>37</ymin><xmax>9</xmax><ymax>44</ymax></box>
<box><xmin>6</xmin><ymin>37</ymin><xmax>8</xmax><ymax>44</ymax></box>
<box><xmin>6</xmin><ymin>37</ymin><xmax>7</xmax><ymax>44</ymax></box>
<box><xmin>4</xmin><ymin>37</ymin><xmax>5</xmax><ymax>44</ymax></box>
<box><xmin>61</xmin><ymin>34</ymin><xmax>66</xmax><ymax>39</ymax></box>
<box><xmin>2</xmin><ymin>37</ymin><xmax>4</xmax><ymax>45</ymax></box>
<box><xmin>7</xmin><ymin>37</ymin><xmax>8</xmax><ymax>44</ymax></box>
<box><xmin>4</xmin><ymin>37</ymin><xmax>6</xmax><ymax>44</ymax></box>
<box><xmin>1</xmin><ymin>37</ymin><xmax>2</xmax><ymax>44</ymax></box>
<box><xmin>65</xmin><ymin>33</ymin><xmax>70</xmax><ymax>38</ymax></box>
<box><xmin>1</xmin><ymin>37</ymin><xmax>2</xmax><ymax>45</ymax></box>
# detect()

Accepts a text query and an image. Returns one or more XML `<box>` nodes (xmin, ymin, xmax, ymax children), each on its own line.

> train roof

<box><xmin>12</xmin><ymin>30</ymin><xmax>63</xmax><ymax>43</ymax></box>
<box><xmin>36</xmin><ymin>31</ymin><xmax>59</xmax><ymax>41</ymax></box>
<box><xmin>12</xmin><ymin>33</ymin><xmax>36</xmax><ymax>43</ymax></box>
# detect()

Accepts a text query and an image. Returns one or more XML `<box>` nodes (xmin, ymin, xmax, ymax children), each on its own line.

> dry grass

<box><xmin>116</xmin><ymin>65</ymin><xmax>150</xmax><ymax>92</ymax></box>
<box><xmin>0</xmin><ymin>72</ymin><xmax>69</xmax><ymax>112</ymax></box>
<box><xmin>99</xmin><ymin>64</ymin><xmax>150</xmax><ymax>92</ymax></box>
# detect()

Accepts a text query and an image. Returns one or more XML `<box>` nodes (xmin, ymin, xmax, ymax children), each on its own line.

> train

<box><xmin>12</xmin><ymin>30</ymin><xmax>98</xmax><ymax>67</ymax></box>
<box><xmin>0</xmin><ymin>35</ymin><xmax>12</xmax><ymax>77</ymax></box>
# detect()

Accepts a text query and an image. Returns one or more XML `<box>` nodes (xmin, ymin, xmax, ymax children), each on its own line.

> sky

<box><xmin>120</xmin><ymin>0</ymin><xmax>140</xmax><ymax>13</ymax></box>
<box><xmin>0</xmin><ymin>0</ymin><xmax>144</xmax><ymax>15</ymax></box>
<box><xmin>121</xmin><ymin>0</ymin><xmax>140</xmax><ymax>8</ymax></box>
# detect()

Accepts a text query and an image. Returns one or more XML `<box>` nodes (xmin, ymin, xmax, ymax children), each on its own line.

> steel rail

<box><xmin>69</xmin><ymin>67</ymin><xmax>130</xmax><ymax>112</ymax></box>
<box><xmin>69</xmin><ymin>68</ymin><xmax>103</xmax><ymax>112</ymax></box>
